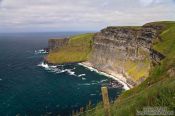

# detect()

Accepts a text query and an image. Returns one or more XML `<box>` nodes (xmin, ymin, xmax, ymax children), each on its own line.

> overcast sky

<box><xmin>0</xmin><ymin>0</ymin><xmax>175</xmax><ymax>32</ymax></box>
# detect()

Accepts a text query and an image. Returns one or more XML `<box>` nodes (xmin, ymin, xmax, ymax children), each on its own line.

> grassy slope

<box><xmin>84</xmin><ymin>21</ymin><xmax>175</xmax><ymax>116</ymax></box>
<box><xmin>47</xmin><ymin>33</ymin><xmax>94</xmax><ymax>64</ymax></box>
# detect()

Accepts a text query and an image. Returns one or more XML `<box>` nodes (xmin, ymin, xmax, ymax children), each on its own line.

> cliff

<box><xmin>46</xmin><ymin>33</ymin><xmax>94</xmax><ymax>64</ymax></box>
<box><xmin>87</xmin><ymin>23</ymin><xmax>165</xmax><ymax>86</ymax></box>
<box><xmin>84</xmin><ymin>21</ymin><xmax>175</xmax><ymax>116</ymax></box>
<box><xmin>46</xmin><ymin>23</ymin><xmax>166</xmax><ymax>86</ymax></box>
<box><xmin>48</xmin><ymin>38</ymin><xmax>69</xmax><ymax>51</ymax></box>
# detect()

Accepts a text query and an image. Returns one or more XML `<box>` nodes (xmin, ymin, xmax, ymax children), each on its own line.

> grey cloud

<box><xmin>0</xmin><ymin>0</ymin><xmax>175</xmax><ymax>32</ymax></box>
<box><xmin>0</xmin><ymin>0</ymin><xmax>3</xmax><ymax>5</ymax></box>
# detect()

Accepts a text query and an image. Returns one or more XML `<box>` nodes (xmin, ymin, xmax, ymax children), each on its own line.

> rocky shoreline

<box><xmin>78</xmin><ymin>62</ymin><xmax>133</xmax><ymax>90</ymax></box>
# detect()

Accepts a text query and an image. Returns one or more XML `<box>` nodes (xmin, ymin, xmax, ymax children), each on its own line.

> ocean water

<box><xmin>0</xmin><ymin>32</ymin><xmax>123</xmax><ymax>116</ymax></box>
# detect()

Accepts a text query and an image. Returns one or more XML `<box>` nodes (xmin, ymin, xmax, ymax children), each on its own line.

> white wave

<box><xmin>99</xmin><ymin>79</ymin><xmax>108</xmax><ymax>83</ymax></box>
<box><xmin>90</xmin><ymin>94</ymin><xmax>96</xmax><ymax>96</ymax></box>
<box><xmin>37</xmin><ymin>62</ymin><xmax>77</xmax><ymax>76</ymax></box>
<box><xmin>0</xmin><ymin>78</ymin><xmax>2</xmax><ymax>81</ymax></box>
<box><xmin>78</xmin><ymin>83</ymin><xmax>91</xmax><ymax>86</ymax></box>
<box><xmin>90</xmin><ymin>80</ymin><xmax>107</xmax><ymax>84</ymax></box>
<box><xmin>50</xmin><ymin>65</ymin><xmax>57</xmax><ymax>68</ymax></box>
<box><xmin>78</xmin><ymin>74</ymin><xmax>86</xmax><ymax>77</ymax></box>
<box><xmin>65</xmin><ymin>69</ymin><xmax>76</xmax><ymax>76</ymax></box>
<box><xmin>35</xmin><ymin>49</ymin><xmax>48</xmax><ymax>54</ymax></box>
<box><xmin>38</xmin><ymin>62</ymin><xmax>61</xmax><ymax>73</ymax></box>
<box><xmin>91</xmin><ymin>82</ymin><xmax>98</xmax><ymax>85</ymax></box>
<box><xmin>37</xmin><ymin>62</ymin><xmax>49</xmax><ymax>69</ymax></box>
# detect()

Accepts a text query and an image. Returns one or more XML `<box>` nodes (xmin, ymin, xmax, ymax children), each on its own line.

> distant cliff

<box><xmin>48</xmin><ymin>38</ymin><xmax>69</xmax><ymax>51</ymax></box>
<box><xmin>46</xmin><ymin>33</ymin><xmax>94</xmax><ymax>64</ymax></box>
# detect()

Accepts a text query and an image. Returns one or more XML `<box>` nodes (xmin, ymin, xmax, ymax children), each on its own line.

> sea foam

<box><xmin>35</xmin><ymin>49</ymin><xmax>48</xmax><ymax>54</ymax></box>
<box><xmin>37</xmin><ymin>62</ymin><xmax>77</xmax><ymax>76</ymax></box>
<box><xmin>78</xmin><ymin>74</ymin><xmax>86</xmax><ymax>77</ymax></box>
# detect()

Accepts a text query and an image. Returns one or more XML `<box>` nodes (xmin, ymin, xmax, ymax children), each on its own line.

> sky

<box><xmin>0</xmin><ymin>0</ymin><xmax>175</xmax><ymax>32</ymax></box>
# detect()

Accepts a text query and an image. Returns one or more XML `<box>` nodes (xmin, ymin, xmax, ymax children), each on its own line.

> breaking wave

<box><xmin>35</xmin><ymin>49</ymin><xmax>48</xmax><ymax>54</ymax></box>
<box><xmin>78</xmin><ymin>83</ymin><xmax>91</xmax><ymax>86</ymax></box>
<box><xmin>37</xmin><ymin>62</ymin><xmax>77</xmax><ymax>76</ymax></box>
<box><xmin>78</xmin><ymin>74</ymin><xmax>86</xmax><ymax>77</ymax></box>
<box><xmin>37</xmin><ymin>62</ymin><xmax>88</xmax><ymax>79</ymax></box>
<box><xmin>90</xmin><ymin>94</ymin><xmax>96</xmax><ymax>96</ymax></box>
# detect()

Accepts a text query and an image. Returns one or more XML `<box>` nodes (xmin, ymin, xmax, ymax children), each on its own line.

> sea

<box><xmin>0</xmin><ymin>32</ymin><xmax>124</xmax><ymax>116</ymax></box>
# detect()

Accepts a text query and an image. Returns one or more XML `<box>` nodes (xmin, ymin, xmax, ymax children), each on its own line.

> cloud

<box><xmin>0</xmin><ymin>0</ymin><xmax>175</xmax><ymax>32</ymax></box>
<box><xmin>0</xmin><ymin>0</ymin><xmax>3</xmax><ymax>5</ymax></box>
<box><xmin>139</xmin><ymin>0</ymin><xmax>174</xmax><ymax>6</ymax></box>
<box><xmin>139</xmin><ymin>0</ymin><xmax>154</xmax><ymax>6</ymax></box>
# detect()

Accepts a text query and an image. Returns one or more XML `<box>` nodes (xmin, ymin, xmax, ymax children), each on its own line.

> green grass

<box><xmin>47</xmin><ymin>33</ymin><xmax>94</xmax><ymax>64</ymax></box>
<box><xmin>83</xmin><ymin>21</ymin><xmax>175</xmax><ymax>116</ymax></box>
<box><xmin>154</xmin><ymin>23</ymin><xmax>175</xmax><ymax>59</ymax></box>
<box><xmin>124</xmin><ymin>59</ymin><xmax>150</xmax><ymax>82</ymax></box>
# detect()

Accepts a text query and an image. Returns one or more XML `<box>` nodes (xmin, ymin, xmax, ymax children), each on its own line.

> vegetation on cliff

<box><xmin>47</xmin><ymin>33</ymin><xmax>94</xmax><ymax>64</ymax></box>
<box><xmin>83</xmin><ymin>21</ymin><xmax>175</xmax><ymax>116</ymax></box>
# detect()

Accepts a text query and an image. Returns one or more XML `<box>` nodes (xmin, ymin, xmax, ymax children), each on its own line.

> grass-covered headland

<box><xmin>46</xmin><ymin>33</ymin><xmax>94</xmax><ymax>64</ymax></box>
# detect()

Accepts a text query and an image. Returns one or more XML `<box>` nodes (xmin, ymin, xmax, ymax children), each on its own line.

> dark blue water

<box><xmin>0</xmin><ymin>32</ymin><xmax>123</xmax><ymax>116</ymax></box>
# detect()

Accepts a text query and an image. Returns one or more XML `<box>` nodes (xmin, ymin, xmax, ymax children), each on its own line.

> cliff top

<box><xmin>46</xmin><ymin>33</ymin><xmax>94</xmax><ymax>64</ymax></box>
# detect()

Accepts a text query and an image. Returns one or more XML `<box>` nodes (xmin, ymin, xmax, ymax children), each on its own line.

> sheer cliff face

<box><xmin>89</xmin><ymin>25</ymin><xmax>164</xmax><ymax>85</ymax></box>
